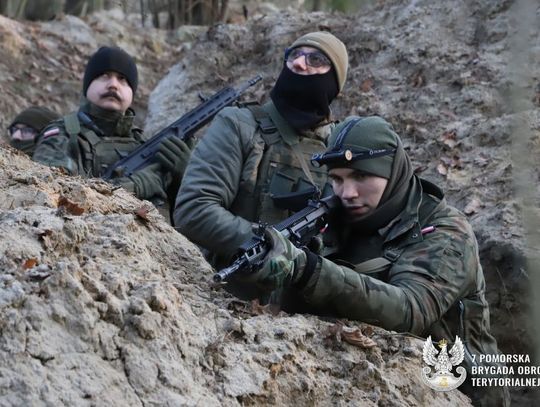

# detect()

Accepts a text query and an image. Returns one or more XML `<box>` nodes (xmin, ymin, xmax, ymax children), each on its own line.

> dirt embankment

<box><xmin>0</xmin><ymin>0</ymin><xmax>539</xmax><ymax>405</ymax></box>
<box><xmin>0</xmin><ymin>147</ymin><xmax>471</xmax><ymax>405</ymax></box>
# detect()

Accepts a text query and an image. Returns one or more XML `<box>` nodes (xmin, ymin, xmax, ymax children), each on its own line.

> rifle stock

<box><xmin>102</xmin><ymin>75</ymin><xmax>262</xmax><ymax>180</ymax></box>
<box><xmin>213</xmin><ymin>195</ymin><xmax>340</xmax><ymax>283</ymax></box>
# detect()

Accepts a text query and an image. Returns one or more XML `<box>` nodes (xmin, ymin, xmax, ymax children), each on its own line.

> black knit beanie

<box><xmin>82</xmin><ymin>46</ymin><xmax>138</xmax><ymax>95</ymax></box>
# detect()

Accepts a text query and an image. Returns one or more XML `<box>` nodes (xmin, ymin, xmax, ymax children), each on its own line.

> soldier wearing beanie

<box><xmin>33</xmin><ymin>46</ymin><xmax>192</xmax><ymax>209</ymax></box>
<box><xmin>175</xmin><ymin>32</ymin><xmax>348</xmax><ymax>300</ymax></box>
<box><xmin>244</xmin><ymin>116</ymin><xmax>509</xmax><ymax>407</ymax></box>
<box><xmin>7</xmin><ymin>106</ymin><xmax>60</xmax><ymax>156</ymax></box>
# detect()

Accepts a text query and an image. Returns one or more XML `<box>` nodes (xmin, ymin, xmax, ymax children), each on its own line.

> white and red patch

<box><xmin>42</xmin><ymin>127</ymin><xmax>60</xmax><ymax>139</ymax></box>
<box><xmin>421</xmin><ymin>225</ymin><xmax>436</xmax><ymax>235</ymax></box>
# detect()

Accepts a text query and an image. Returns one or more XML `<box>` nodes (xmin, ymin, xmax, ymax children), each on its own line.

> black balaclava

<box><xmin>270</xmin><ymin>67</ymin><xmax>338</xmax><ymax>131</ymax></box>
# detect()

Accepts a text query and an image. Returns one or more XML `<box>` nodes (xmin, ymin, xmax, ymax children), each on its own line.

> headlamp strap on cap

<box><xmin>311</xmin><ymin>117</ymin><xmax>399</xmax><ymax>167</ymax></box>
<box><xmin>333</xmin><ymin>117</ymin><xmax>363</xmax><ymax>150</ymax></box>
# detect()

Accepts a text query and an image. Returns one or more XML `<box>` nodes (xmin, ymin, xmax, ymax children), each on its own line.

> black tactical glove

<box><xmin>155</xmin><ymin>137</ymin><xmax>196</xmax><ymax>222</ymax></box>
<box><xmin>115</xmin><ymin>163</ymin><xmax>167</xmax><ymax>200</ymax></box>
<box><xmin>155</xmin><ymin>137</ymin><xmax>194</xmax><ymax>182</ymax></box>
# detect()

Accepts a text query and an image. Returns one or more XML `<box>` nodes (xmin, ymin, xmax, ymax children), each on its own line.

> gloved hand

<box><xmin>307</xmin><ymin>235</ymin><xmax>325</xmax><ymax>255</ymax></box>
<box><xmin>155</xmin><ymin>136</ymin><xmax>194</xmax><ymax>181</ymax></box>
<box><xmin>115</xmin><ymin>163</ymin><xmax>167</xmax><ymax>200</ymax></box>
<box><xmin>240</xmin><ymin>228</ymin><xmax>308</xmax><ymax>291</ymax></box>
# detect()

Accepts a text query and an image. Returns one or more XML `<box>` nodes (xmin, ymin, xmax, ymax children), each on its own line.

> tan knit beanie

<box><xmin>290</xmin><ymin>31</ymin><xmax>348</xmax><ymax>92</ymax></box>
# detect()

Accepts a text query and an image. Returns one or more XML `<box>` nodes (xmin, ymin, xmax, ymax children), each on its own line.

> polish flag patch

<box><xmin>43</xmin><ymin>127</ymin><xmax>60</xmax><ymax>139</ymax></box>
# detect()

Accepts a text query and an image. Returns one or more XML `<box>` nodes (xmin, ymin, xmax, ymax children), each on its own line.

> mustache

<box><xmin>100</xmin><ymin>91</ymin><xmax>122</xmax><ymax>101</ymax></box>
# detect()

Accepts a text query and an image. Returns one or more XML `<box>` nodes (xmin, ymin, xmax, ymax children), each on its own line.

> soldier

<box><xmin>7</xmin><ymin>106</ymin><xmax>60</xmax><ymax>156</ymax></box>
<box><xmin>33</xmin><ymin>46</ymin><xmax>191</xmax><ymax>202</ymax></box>
<box><xmin>174</xmin><ymin>32</ymin><xmax>348</xmax><ymax>286</ymax></box>
<box><xmin>244</xmin><ymin>116</ymin><xmax>509</xmax><ymax>406</ymax></box>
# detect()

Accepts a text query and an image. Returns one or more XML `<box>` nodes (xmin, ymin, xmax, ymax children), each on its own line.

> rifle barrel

<box><xmin>102</xmin><ymin>75</ymin><xmax>262</xmax><ymax>180</ymax></box>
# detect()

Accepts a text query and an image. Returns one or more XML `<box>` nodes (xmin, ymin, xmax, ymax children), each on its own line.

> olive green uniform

<box><xmin>174</xmin><ymin>101</ymin><xmax>332</xmax><ymax>267</ymax></box>
<box><xmin>298</xmin><ymin>176</ymin><xmax>508</xmax><ymax>406</ymax></box>
<box><xmin>33</xmin><ymin>99</ymin><xmax>167</xmax><ymax>199</ymax></box>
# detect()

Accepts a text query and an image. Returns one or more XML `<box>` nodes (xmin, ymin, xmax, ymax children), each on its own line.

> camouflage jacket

<box><xmin>174</xmin><ymin>101</ymin><xmax>332</xmax><ymax>266</ymax></box>
<box><xmin>301</xmin><ymin>177</ymin><xmax>501</xmax><ymax>372</ymax></box>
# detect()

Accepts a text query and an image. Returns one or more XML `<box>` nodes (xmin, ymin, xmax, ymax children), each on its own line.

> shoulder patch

<box><xmin>421</xmin><ymin>225</ymin><xmax>436</xmax><ymax>235</ymax></box>
<box><xmin>43</xmin><ymin>127</ymin><xmax>60</xmax><ymax>139</ymax></box>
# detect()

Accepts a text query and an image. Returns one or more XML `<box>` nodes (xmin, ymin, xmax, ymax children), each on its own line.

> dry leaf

<box><xmin>464</xmin><ymin>198</ymin><xmax>482</xmax><ymax>215</ymax></box>
<box><xmin>363</xmin><ymin>325</ymin><xmax>374</xmax><ymax>336</ymax></box>
<box><xmin>437</xmin><ymin>163</ymin><xmax>448</xmax><ymax>175</ymax></box>
<box><xmin>325</xmin><ymin>322</ymin><xmax>377</xmax><ymax>349</ymax></box>
<box><xmin>360</xmin><ymin>78</ymin><xmax>374</xmax><ymax>92</ymax></box>
<box><xmin>269</xmin><ymin>363</ymin><xmax>282</xmax><ymax>378</ymax></box>
<box><xmin>37</xmin><ymin>229</ymin><xmax>53</xmax><ymax>239</ymax></box>
<box><xmin>341</xmin><ymin>326</ymin><xmax>377</xmax><ymax>349</ymax></box>
<box><xmin>250</xmin><ymin>298</ymin><xmax>280</xmax><ymax>316</ymax></box>
<box><xmin>250</xmin><ymin>298</ymin><xmax>266</xmax><ymax>315</ymax></box>
<box><xmin>441</xmin><ymin>130</ymin><xmax>458</xmax><ymax>149</ymax></box>
<box><xmin>226</xmin><ymin>299</ymin><xmax>248</xmax><ymax>314</ymax></box>
<box><xmin>23</xmin><ymin>258</ymin><xmax>38</xmax><ymax>269</ymax></box>
<box><xmin>134</xmin><ymin>205</ymin><xmax>152</xmax><ymax>221</ymax></box>
<box><xmin>58</xmin><ymin>196</ymin><xmax>85</xmax><ymax>215</ymax></box>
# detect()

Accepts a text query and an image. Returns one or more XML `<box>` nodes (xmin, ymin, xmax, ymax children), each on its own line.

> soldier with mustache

<box><xmin>33</xmin><ymin>46</ymin><xmax>190</xmax><ymax>202</ymax></box>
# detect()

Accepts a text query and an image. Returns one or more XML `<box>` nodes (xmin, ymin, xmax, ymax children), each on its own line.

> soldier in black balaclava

<box><xmin>174</xmin><ymin>32</ymin><xmax>349</xmax><ymax>301</ymax></box>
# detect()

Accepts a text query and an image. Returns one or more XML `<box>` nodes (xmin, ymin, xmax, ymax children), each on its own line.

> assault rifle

<box><xmin>102</xmin><ymin>75</ymin><xmax>263</xmax><ymax>180</ymax></box>
<box><xmin>213</xmin><ymin>195</ymin><xmax>340</xmax><ymax>283</ymax></box>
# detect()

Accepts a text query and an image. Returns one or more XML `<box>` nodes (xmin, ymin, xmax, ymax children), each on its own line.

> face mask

<box><xmin>270</xmin><ymin>66</ymin><xmax>338</xmax><ymax>130</ymax></box>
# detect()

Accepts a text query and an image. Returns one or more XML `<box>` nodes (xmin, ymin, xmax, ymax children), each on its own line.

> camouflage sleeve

<box><xmin>302</xmin><ymin>221</ymin><xmax>477</xmax><ymax>334</ymax></box>
<box><xmin>173</xmin><ymin>108</ymin><xmax>254</xmax><ymax>257</ymax></box>
<box><xmin>33</xmin><ymin>122</ymin><xmax>79</xmax><ymax>175</ymax></box>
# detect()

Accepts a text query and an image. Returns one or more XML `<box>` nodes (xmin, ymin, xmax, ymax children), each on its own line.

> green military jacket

<box><xmin>174</xmin><ymin>101</ymin><xmax>332</xmax><ymax>265</ymax></box>
<box><xmin>304</xmin><ymin>177</ymin><xmax>498</xmax><ymax>355</ymax></box>
<box><xmin>33</xmin><ymin>99</ymin><xmax>171</xmax><ymax>203</ymax></box>
<box><xmin>299</xmin><ymin>176</ymin><xmax>507</xmax><ymax>404</ymax></box>
<box><xmin>33</xmin><ymin>99</ymin><xmax>145</xmax><ymax>177</ymax></box>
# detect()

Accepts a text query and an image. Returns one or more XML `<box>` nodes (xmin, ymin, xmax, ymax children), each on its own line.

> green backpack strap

<box><xmin>63</xmin><ymin>112</ymin><xmax>86</xmax><ymax>173</ymax></box>
<box><xmin>247</xmin><ymin>104</ymin><xmax>318</xmax><ymax>191</ymax></box>
<box><xmin>64</xmin><ymin>112</ymin><xmax>81</xmax><ymax>136</ymax></box>
<box><xmin>64</xmin><ymin>111</ymin><xmax>101</xmax><ymax>176</ymax></box>
<box><xmin>246</xmin><ymin>104</ymin><xmax>281</xmax><ymax>145</ymax></box>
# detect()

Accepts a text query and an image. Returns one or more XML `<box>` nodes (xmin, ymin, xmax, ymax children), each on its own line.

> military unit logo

<box><xmin>421</xmin><ymin>336</ymin><xmax>467</xmax><ymax>391</ymax></box>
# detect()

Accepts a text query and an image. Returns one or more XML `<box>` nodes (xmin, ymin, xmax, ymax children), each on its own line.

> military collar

<box><xmin>10</xmin><ymin>138</ymin><xmax>35</xmax><ymax>156</ymax></box>
<box><xmin>379</xmin><ymin>176</ymin><xmax>444</xmax><ymax>243</ymax></box>
<box><xmin>263</xmin><ymin>101</ymin><xmax>332</xmax><ymax>145</ymax></box>
<box><xmin>79</xmin><ymin>98</ymin><xmax>136</xmax><ymax>137</ymax></box>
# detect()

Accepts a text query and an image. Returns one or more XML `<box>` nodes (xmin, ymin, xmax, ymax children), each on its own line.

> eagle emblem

<box><xmin>420</xmin><ymin>336</ymin><xmax>467</xmax><ymax>391</ymax></box>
